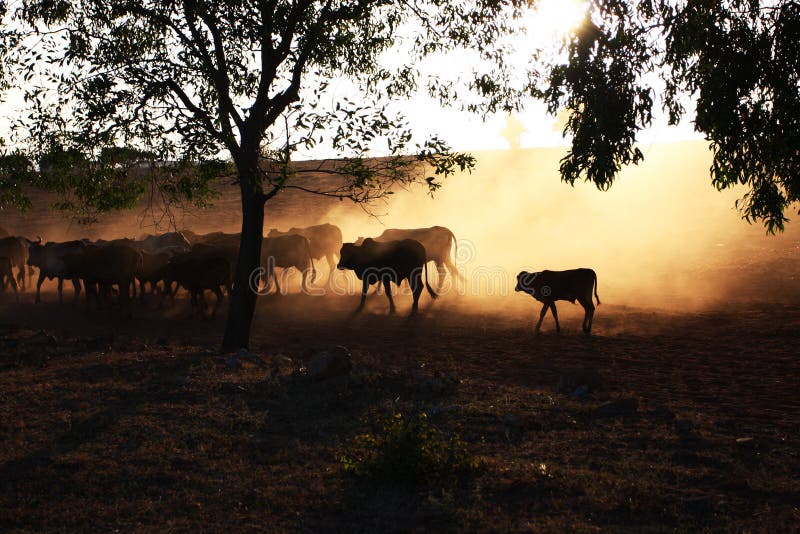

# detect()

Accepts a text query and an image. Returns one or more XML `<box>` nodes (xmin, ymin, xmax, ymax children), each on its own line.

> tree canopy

<box><xmin>544</xmin><ymin>0</ymin><xmax>799</xmax><ymax>232</ymax></box>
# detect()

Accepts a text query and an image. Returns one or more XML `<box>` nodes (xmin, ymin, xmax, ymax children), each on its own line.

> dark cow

<box><xmin>136</xmin><ymin>251</ymin><xmax>170</xmax><ymax>297</ymax></box>
<box><xmin>0</xmin><ymin>236</ymin><xmax>29</xmax><ymax>291</ymax></box>
<box><xmin>181</xmin><ymin>230</ymin><xmax>236</xmax><ymax>247</ymax></box>
<box><xmin>514</xmin><ymin>269</ymin><xmax>600</xmax><ymax>335</ymax></box>
<box><xmin>63</xmin><ymin>244</ymin><xmax>142</xmax><ymax>311</ymax></box>
<box><xmin>356</xmin><ymin>226</ymin><xmax>463</xmax><ymax>289</ymax></box>
<box><xmin>26</xmin><ymin>239</ymin><xmax>86</xmax><ymax>304</ymax></box>
<box><xmin>0</xmin><ymin>257</ymin><xmax>19</xmax><ymax>301</ymax></box>
<box><xmin>261</xmin><ymin>234</ymin><xmax>316</xmax><ymax>294</ymax></box>
<box><xmin>159</xmin><ymin>250</ymin><xmax>232</xmax><ymax>318</ymax></box>
<box><xmin>337</xmin><ymin>238</ymin><xmax>438</xmax><ymax>315</ymax></box>
<box><xmin>268</xmin><ymin>223</ymin><xmax>343</xmax><ymax>282</ymax></box>
<box><xmin>136</xmin><ymin>232</ymin><xmax>192</xmax><ymax>256</ymax></box>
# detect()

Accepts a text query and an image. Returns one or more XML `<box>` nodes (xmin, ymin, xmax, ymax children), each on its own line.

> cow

<box><xmin>159</xmin><ymin>250</ymin><xmax>232</xmax><ymax>318</ymax></box>
<box><xmin>337</xmin><ymin>238</ymin><xmax>438</xmax><ymax>315</ymax></box>
<box><xmin>180</xmin><ymin>230</ymin><xmax>236</xmax><ymax>247</ymax></box>
<box><xmin>26</xmin><ymin>239</ymin><xmax>86</xmax><ymax>304</ymax></box>
<box><xmin>0</xmin><ymin>236</ymin><xmax>30</xmax><ymax>291</ymax></box>
<box><xmin>355</xmin><ymin>226</ymin><xmax>463</xmax><ymax>289</ymax></box>
<box><xmin>63</xmin><ymin>244</ymin><xmax>142</xmax><ymax>311</ymax></box>
<box><xmin>136</xmin><ymin>232</ymin><xmax>192</xmax><ymax>255</ymax></box>
<box><xmin>136</xmin><ymin>250</ymin><xmax>170</xmax><ymax>298</ymax></box>
<box><xmin>260</xmin><ymin>234</ymin><xmax>316</xmax><ymax>294</ymax></box>
<box><xmin>514</xmin><ymin>269</ymin><xmax>601</xmax><ymax>335</ymax></box>
<box><xmin>0</xmin><ymin>257</ymin><xmax>19</xmax><ymax>301</ymax></box>
<box><xmin>267</xmin><ymin>223</ymin><xmax>343</xmax><ymax>283</ymax></box>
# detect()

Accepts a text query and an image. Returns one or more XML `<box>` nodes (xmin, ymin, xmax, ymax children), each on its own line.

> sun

<box><xmin>525</xmin><ymin>0</ymin><xmax>588</xmax><ymax>42</ymax></box>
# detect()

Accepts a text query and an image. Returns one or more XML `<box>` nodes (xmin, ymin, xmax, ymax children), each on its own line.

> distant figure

<box><xmin>355</xmin><ymin>226</ymin><xmax>463</xmax><ymax>290</ymax></box>
<box><xmin>515</xmin><ymin>269</ymin><xmax>600</xmax><ymax>335</ymax></box>
<box><xmin>337</xmin><ymin>238</ymin><xmax>438</xmax><ymax>316</ymax></box>
<box><xmin>500</xmin><ymin>114</ymin><xmax>527</xmax><ymax>150</ymax></box>
<box><xmin>267</xmin><ymin>223</ymin><xmax>343</xmax><ymax>284</ymax></box>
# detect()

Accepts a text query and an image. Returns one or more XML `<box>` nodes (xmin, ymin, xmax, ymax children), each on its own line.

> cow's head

<box><xmin>24</xmin><ymin>237</ymin><xmax>44</xmax><ymax>266</ymax></box>
<box><xmin>514</xmin><ymin>271</ymin><xmax>539</xmax><ymax>294</ymax></box>
<box><xmin>337</xmin><ymin>243</ymin><xmax>361</xmax><ymax>270</ymax></box>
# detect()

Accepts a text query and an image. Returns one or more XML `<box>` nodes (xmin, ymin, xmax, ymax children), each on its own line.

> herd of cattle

<box><xmin>0</xmin><ymin>223</ymin><xmax>601</xmax><ymax>333</ymax></box>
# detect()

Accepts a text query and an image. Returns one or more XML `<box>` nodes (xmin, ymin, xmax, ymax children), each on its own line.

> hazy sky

<box><xmin>0</xmin><ymin>0</ymin><xmax>704</xmax><ymax>158</ymax></box>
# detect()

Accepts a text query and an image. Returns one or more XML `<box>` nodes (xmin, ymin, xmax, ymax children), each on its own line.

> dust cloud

<box><xmin>323</xmin><ymin>141</ymin><xmax>800</xmax><ymax>312</ymax></box>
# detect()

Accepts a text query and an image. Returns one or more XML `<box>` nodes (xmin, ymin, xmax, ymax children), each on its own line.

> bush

<box><xmin>339</xmin><ymin>411</ymin><xmax>478</xmax><ymax>485</ymax></box>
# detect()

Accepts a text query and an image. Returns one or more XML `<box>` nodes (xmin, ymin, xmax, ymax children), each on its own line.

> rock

<box><xmin>557</xmin><ymin>368</ymin><xmax>603</xmax><ymax>394</ymax></box>
<box><xmin>593</xmin><ymin>398</ymin><xmax>639</xmax><ymax>418</ymax></box>
<box><xmin>572</xmin><ymin>385</ymin><xmax>590</xmax><ymax>400</ymax></box>
<box><xmin>308</xmin><ymin>346</ymin><xmax>352</xmax><ymax>381</ymax></box>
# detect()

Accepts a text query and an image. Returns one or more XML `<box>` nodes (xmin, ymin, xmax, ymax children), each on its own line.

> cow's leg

<box><xmin>7</xmin><ymin>270</ymin><xmax>19</xmax><ymax>301</ymax></box>
<box><xmin>410</xmin><ymin>272</ymin><xmax>423</xmax><ymax>316</ymax></box>
<box><xmin>579</xmin><ymin>297</ymin><xmax>595</xmax><ymax>334</ymax></box>
<box><xmin>326</xmin><ymin>254</ymin><xmax>337</xmax><ymax>285</ymax></box>
<box><xmin>190</xmin><ymin>289</ymin><xmax>199</xmax><ymax>316</ymax></box>
<box><xmin>71</xmin><ymin>278</ymin><xmax>81</xmax><ymax>306</ymax></box>
<box><xmin>382</xmin><ymin>278</ymin><xmax>397</xmax><ymax>315</ymax></box>
<box><xmin>535</xmin><ymin>302</ymin><xmax>549</xmax><ymax>333</ymax></box>
<box><xmin>16</xmin><ymin>266</ymin><xmax>25</xmax><ymax>291</ymax></box>
<box><xmin>210</xmin><ymin>286</ymin><xmax>224</xmax><ymax>318</ymax></box>
<box><xmin>436</xmin><ymin>261</ymin><xmax>447</xmax><ymax>291</ymax></box>
<box><xmin>356</xmin><ymin>278</ymin><xmax>370</xmax><ymax>312</ymax></box>
<box><xmin>119</xmin><ymin>279</ymin><xmax>132</xmax><ymax>317</ymax></box>
<box><xmin>301</xmin><ymin>266</ymin><xmax>310</xmax><ymax>293</ymax></box>
<box><xmin>35</xmin><ymin>272</ymin><xmax>46</xmax><ymax>303</ymax></box>
<box><xmin>272</xmin><ymin>270</ymin><xmax>282</xmax><ymax>295</ymax></box>
<box><xmin>444</xmin><ymin>256</ymin><xmax>463</xmax><ymax>284</ymax></box>
<box><xmin>57</xmin><ymin>277</ymin><xmax>64</xmax><ymax>304</ymax></box>
<box><xmin>549</xmin><ymin>302</ymin><xmax>561</xmax><ymax>333</ymax></box>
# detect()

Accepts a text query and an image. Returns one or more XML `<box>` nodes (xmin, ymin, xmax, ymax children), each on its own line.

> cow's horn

<box><xmin>35</xmin><ymin>235</ymin><xmax>42</xmax><ymax>244</ymax></box>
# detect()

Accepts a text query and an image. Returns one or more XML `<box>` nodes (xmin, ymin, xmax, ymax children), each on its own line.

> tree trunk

<box><xmin>222</xmin><ymin>155</ymin><xmax>265</xmax><ymax>350</ymax></box>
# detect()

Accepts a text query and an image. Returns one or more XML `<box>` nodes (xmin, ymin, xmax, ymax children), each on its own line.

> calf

<box><xmin>515</xmin><ymin>269</ymin><xmax>600</xmax><ymax>334</ymax></box>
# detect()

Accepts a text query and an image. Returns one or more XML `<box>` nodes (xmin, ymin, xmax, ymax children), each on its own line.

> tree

<box><xmin>542</xmin><ymin>0</ymin><xmax>799</xmax><ymax>232</ymax></box>
<box><xmin>2</xmin><ymin>1</ymin><xmax>528</xmax><ymax>348</ymax></box>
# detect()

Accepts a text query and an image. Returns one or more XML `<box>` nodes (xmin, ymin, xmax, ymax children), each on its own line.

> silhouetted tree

<box><xmin>1</xmin><ymin>1</ymin><xmax>528</xmax><ymax>348</ymax></box>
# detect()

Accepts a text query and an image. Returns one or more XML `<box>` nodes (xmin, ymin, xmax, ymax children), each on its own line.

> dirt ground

<box><xmin>1</xmin><ymin>278</ymin><xmax>799</xmax><ymax>532</ymax></box>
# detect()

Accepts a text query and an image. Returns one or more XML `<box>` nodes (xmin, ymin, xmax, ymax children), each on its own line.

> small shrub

<box><xmin>339</xmin><ymin>411</ymin><xmax>478</xmax><ymax>485</ymax></box>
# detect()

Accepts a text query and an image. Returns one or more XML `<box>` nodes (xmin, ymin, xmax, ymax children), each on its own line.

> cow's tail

<box><xmin>449</xmin><ymin>229</ymin><xmax>466</xmax><ymax>282</ymax></box>
<box><xmin>305</xmin><ymin>239</ymin><xmax>317</xmax><ymax>283</ymax></box>
<box><xmin>593</xmin><ymin>270</ymin><xmax>601</xmax><ymax>305</ymax></box>
<box><xmin>424</xmin><ymin>260</ymin><xmax>438</xmax><ymax>299</ymax></box>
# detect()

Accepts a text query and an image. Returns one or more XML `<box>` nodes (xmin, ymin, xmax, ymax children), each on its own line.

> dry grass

<box><xmin>1</xmin><ymin>291</ymin><xmax>799</xmax><ymax>532</ymax></box>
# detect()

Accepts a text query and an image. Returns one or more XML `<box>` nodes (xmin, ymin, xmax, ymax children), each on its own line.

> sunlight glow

<box><xmin>525</xmin><ymin>0</ymin><xmax>589</xmax><ymax>42</ymax></box>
